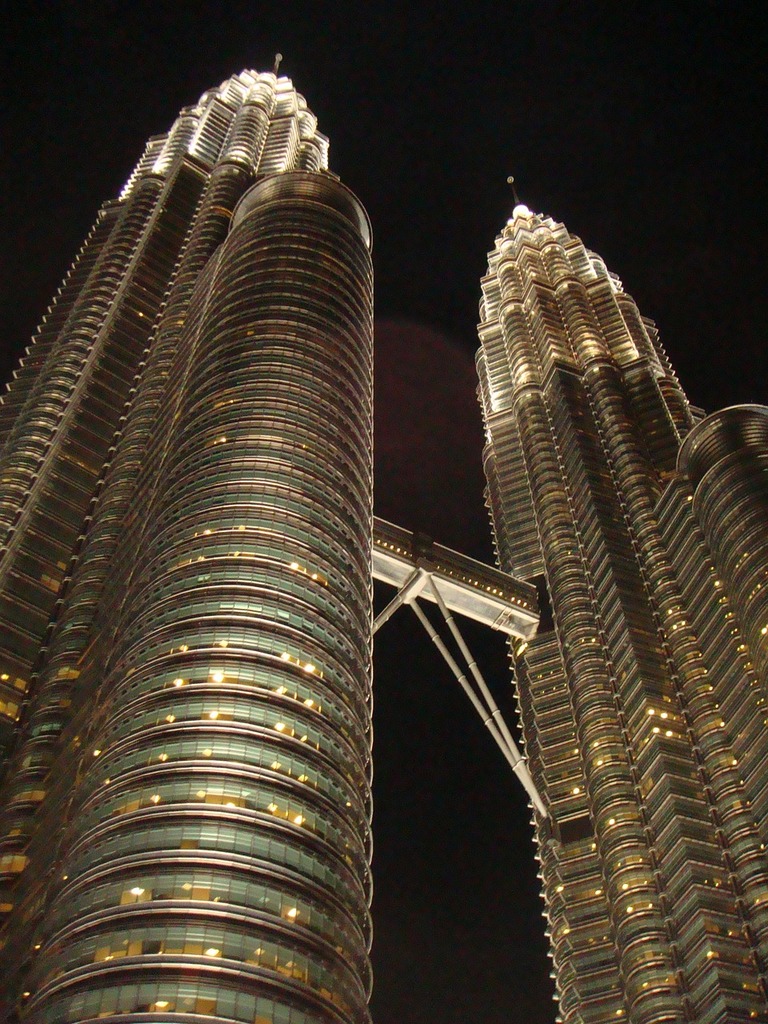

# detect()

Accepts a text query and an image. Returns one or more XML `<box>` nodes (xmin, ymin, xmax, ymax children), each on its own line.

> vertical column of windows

<box><xmin>0</xmin><ymin>165</ymin><xmax>207</xmax><ymax>772</ymax></box>
<box><xmin>0</xmin><ymin>162</ymin><xmax>254</xmax><ymax>915</ymax></box>
<box><xmin>0</xmin><ymin>205</ymin><xmax>120</xmax><ymax>451</ymax></box>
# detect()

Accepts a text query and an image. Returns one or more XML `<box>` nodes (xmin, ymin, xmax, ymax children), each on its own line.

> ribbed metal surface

<box><xmin>20</xmin><ymin>170</ymin><xmax>373</xmax><ymax>1024</ymax></box>
<box><xmin>678</xmin><ymin>404</ymin><xmax>768</xmax><ymax>728</ymax></box>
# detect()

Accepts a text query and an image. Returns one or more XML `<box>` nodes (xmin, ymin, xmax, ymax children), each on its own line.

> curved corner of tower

<box><xmin>677</xmin><ymin>403</ymin><xmax>768</xmax><ymax>484</ymax></box>
<box><xmin>230</xmin><ymin>170</ymin><xmax>373</xmax><ymax>252</ymax></box>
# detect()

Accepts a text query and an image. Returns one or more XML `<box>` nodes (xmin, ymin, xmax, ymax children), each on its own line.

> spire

<box><xmin>507</xmin><ymin>175</ymin><xmax>532</xmax><ymax>221</ymax></box>
<box><xmin>273</xmin><ymin>52</ymin><xmax>283</xmax><ymax>76</ymax></box>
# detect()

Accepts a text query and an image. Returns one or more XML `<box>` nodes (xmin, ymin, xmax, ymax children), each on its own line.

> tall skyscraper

<box><xmin>0</xmin><ymin>70</ymin><xmax>375</xmax><ymax>1024</ymax></box>
<box><xmin>477</xmin><ymin>203</ymin><xmax>768</xmax><ymax>1022</ymax></box>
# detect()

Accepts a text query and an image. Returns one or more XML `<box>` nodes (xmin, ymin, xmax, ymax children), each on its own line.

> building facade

<box><xmin>0</xmin><ymin>71</ymin><xmax>374</xmax><ymax>1024</ymax></box>
<box><xmin>477</xmin><ymin>204</ymin><xmax>768</xmax><ymax>1023</ymax></box>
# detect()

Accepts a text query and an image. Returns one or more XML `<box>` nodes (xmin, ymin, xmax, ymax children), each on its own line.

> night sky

<box><xmin>3</xmin><ymin>5</ymin><xmax>765</xmax><ymax>1022</ymax></box>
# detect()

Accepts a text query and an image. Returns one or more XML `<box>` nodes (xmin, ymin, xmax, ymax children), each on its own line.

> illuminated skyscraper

<box><xmin>477</xmin><ymin>203</ymin><xmax>768</xmax><ymax>1023</ymax></box>
<box><xmin>0</xmin><ymin>71</ymin><xmax>375</xmax><ymax>1024</ymax></box>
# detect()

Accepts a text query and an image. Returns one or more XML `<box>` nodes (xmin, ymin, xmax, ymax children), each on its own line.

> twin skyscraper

<box><xmin>0</xmin><ymin>68</ymin><xmax>765</xmax><ymax>1024</ymax></box>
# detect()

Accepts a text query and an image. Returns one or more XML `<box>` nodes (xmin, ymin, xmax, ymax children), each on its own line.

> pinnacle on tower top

<box><xmin>507</xmin><ymin>175</ymin><xmax>531</xmax><ymax>220</ymax></box>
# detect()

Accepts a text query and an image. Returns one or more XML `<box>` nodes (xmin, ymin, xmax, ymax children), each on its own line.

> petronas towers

<box><xmin>0</xmin><ymin>69</ymin><xmax>766</xmax><ymax>1024</ymax></box>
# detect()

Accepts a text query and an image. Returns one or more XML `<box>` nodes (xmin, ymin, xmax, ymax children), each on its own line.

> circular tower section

<box><xmin>25</xmin><ymin>171</ymin><xmax>374</xmax><ymax>1024</ymax></box>
<box><xmin>679</xmin><ymin>404</ymin><xmax>768</xmax><ymax>684</ymax></box>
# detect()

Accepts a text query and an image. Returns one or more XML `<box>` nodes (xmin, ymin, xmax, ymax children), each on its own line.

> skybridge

<box><xmin>372</xmin><ymin>517</ymin><xmax>546</xmax><ymax>817</ymax></box>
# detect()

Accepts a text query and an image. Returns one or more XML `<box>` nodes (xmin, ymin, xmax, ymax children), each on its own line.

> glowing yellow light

<box><xmin>158</xmin><ymin>753</ymin><xmax>168</xmax><ymax>762</ymax></box>
<box><xmin>202</xmin><ymin>748</ymin><xmax>212</xmax><ymax>757</ymax></box>
<box><xmin>130</xmin><ymin>887</ymin><xmax>145</xmax><ymax>896</ymax></box>
<box><xmin>293</xmin><ymin>814</ymin><xmax>305</xmax><ymax>825</ymax></box>
<box><xmin>290</xmin><ymin>562</ymin><xmax>299</xmax><ymax>570</ymax></box>
<box><xmin>286</xmin><ymin>907</ymin><xmax>299</xmax><ymax>918</ymax></box>
<box><xmin>205</xmin><ymin>947</ymin><xmax>221</xmax><ymax>957</ymax></box>
<box><xmin>303</xmin><ymin>663</ymin><xmax>315</xmax><ymax>674</ymax></box>
<box><xmin>275</xmin><ymin>722</ymin><xmax>286</xmax><ymax>732</ymax></box>
<box><xmin>0</xmin><ymin>674</ymin><xmax>8</xmax><ymax>681</ymax></box>
<box><xmin>150</xmin><ymin>794</ymin><xmax>161</xmax><ymax>804</ymax></box>
<box><xmin>209</xmin><ymin>711</ymin><xmax>219</xmax><ymax>720</ymax></box>
<box><xmin>166</xmin><ymin>714</ymin><xmax>175</xmax><ymax>723</ymax></box>
<box><xmin>173</xmin><ymin>678</ymin><xmax>185</xmax><ymax>687</ymax></box>
<box><xmin>280</xmin><ymin>653</ymin><xmax>290</xmax><ymax>661</ymax></box>
<box><xmin>211</xmin><ymin>671</ymin><xmax>224</xmax><ymax>683</ymax></box>
<box><xmin>93</xmin><ymin>749</ymin><xmax>101</xmax><ymax>757</ymax></box>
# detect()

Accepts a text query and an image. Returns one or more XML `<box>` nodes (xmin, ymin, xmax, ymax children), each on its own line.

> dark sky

<box><xmin>3</xmin><ymin>4</ymin><xmax>765</xmax><ymax>1022</ymax></box>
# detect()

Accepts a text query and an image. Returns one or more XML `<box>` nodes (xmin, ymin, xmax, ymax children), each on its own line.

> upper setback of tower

<box><xmin>0</xmin><ymin>70</ymin><xmax>333</xmax><ymax>768</ymax></box>
<box><xmin>476</xmin><ymin>202</ymin><xmax>698</xmax><ymax>581</ymax></box>
<box><xmin>120</xmin><ymin>70</ymin><xmax>330</xmax><ymax>197</ymax></box>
